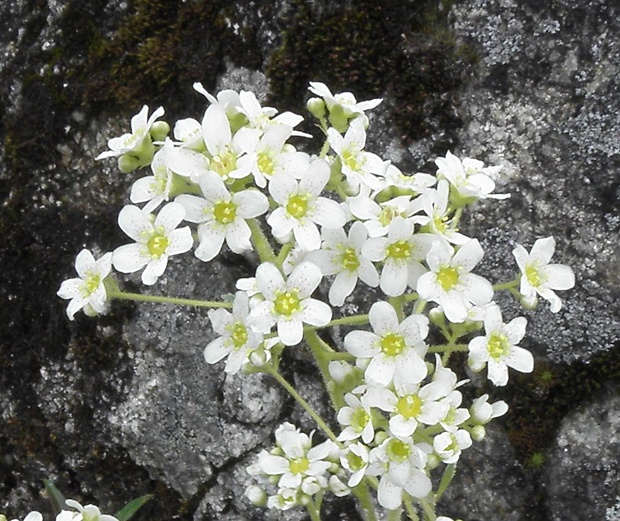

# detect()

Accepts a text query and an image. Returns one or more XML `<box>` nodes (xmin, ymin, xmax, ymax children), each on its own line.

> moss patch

<box><xmin>266</xmin><ymin>0</ymin><xmax>478</xmax><ymax>147</ymax></box>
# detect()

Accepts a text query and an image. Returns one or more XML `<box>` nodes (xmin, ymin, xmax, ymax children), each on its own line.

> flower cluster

<box><xmin>2</xmin><ymin>500</ymin><xmax>118</xmax><ymax>521</ymax></box>
<box><xmin>56</xmin><ymin>81</ymin><xmax>576</xmax><ymax>520</ymax></box>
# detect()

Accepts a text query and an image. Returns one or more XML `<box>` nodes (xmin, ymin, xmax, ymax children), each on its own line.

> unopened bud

<box><xmin>307</xmin><ymin>97</ymin><xmax>326</xmax><ymax>119</ymax></box>
<box><xmin>150</xmin><ymin>121</ymin><xmax>170</xmax><ymax>141</ymax></box>
<box><xmin>471</xmin><ymin>425</ymin><xmax>486</xmax><ymax>442</ymax></box>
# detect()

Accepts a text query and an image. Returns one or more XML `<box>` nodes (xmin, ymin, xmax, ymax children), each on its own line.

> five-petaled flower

<box><xmin>112</xmin><ymin>202</ymin><xmax>193</xmax><ymax>285</ymax></box>
<box><xmin>57</xmin><ymin>249</ymin><xmax>112</xmax><ymax>320</ymax></box>
<box><xmin>512</xmin><ymin>236</ymin><xmax>575</xmax><ymax>312</ymax></box>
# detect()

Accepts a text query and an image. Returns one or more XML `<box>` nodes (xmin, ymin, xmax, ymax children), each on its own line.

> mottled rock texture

<box><xmin>1</xmin><ymin>1</ymin><xmax>618</xmax><ymax>520</ymax></box>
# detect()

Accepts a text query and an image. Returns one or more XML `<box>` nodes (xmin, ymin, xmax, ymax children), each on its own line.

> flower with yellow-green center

<box><xmin>176</xmin><ymin>171</ymin><xmax>268</xmax><ymax>262</ymax></box>
<box><xmin>249</xmin><ymin>261</ymin><xmax>331</xmax><ymax>346</ymax></box>
<box><xmin>512</xmin><ymin>236</ymin><xmax>575</xmax><ymax>313</ymax></box>
<box><xmin>339</xmin><ymin>441</ymin><xmax>370</xmax><ymax>487</ymax></box>
<box><xmin>326</xmin><ymin>118</ymin><xmax>386</xmax><ymax>191</ymax></box>
<box><xmin>129</xmin><ymin>139</ymin><xmax>176</xmax><ymax>214</ymax></box>
<box><xmin>267</xmin><ymin>158</ymin><xmax>347</xmax><ymax>251</ymax></box>
<box><xmin>58</xmin><ymin>249</ymin><xmax>113</xmax><ymax>320</ymax></box>
<box><xmin>433</xmin><ymin>429</ymin><xmax>472</xmax><ymax>464</ymax></box>
<box><xmin>306</xmin><ymin>222</ymin><xmax>379</xmax><ymax>306</ymax></box>
<box><xmin>417</xmin><ymin>238</ymin><xmax>494</xmax><ymax>323</ymax></box>
<box><xmin>367</xmin><ymin>435</ymin><xmax>431</xmax><ymax>510</ymax></box>
<box><xmin>256</xmin><ymin>422</ymin><xmax>337</xmax><ymax>500</ymax></box>
<box><xmin>362</xmin><ymin>216</ymin><xmax>436</xmax><ymax>296</ymax></box>
<box><xmin>344</xmin><ymin>301</ymin><xmax>428</xmax><ymax>388</ymax></box>
<box><xmin>337</xmin><ymin>391</ymin><xmax>376</xmax><ymax>444</ymax></box>
<box><xmin>112</xmin><ymin>202</ymin><xmax>193</xmax><ymax>286</ymax></box>
<box><xmin>468</xmin><ymin>304</ymin><xmax>533</xmax><ymax>387</ymax></box>
<box><xmin>418</xmin><ymin>180</ymin><xmax>471</xmax><ymax>245</ymax></box>
<box><xmin>204</xmin><ymin>291</ymin><xmax>263</xmax><ymax>374</ymax></box>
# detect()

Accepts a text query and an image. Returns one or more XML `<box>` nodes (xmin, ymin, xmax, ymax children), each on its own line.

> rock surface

<box><xmin>1</xmin><ymin>1</ymin><xmax>618</xmax><ymax>520</ymax></box>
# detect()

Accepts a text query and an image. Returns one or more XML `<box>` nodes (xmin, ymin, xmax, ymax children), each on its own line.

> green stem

<box><xmin>276</xmin><ymin>241</ymin><xmax>294</xmax><ymax>268</ymax></box>
<box><xmin>247</xmin><ymin>218</ymin><xmax>276</xmax><ymax>263</ymax></box>
<box><xmin>389</xmin><ymin>296</ymin><xmax>405</xmax><ymax>321</ymax></box>
<box><xmin>387</xmin><ymin>510</ymin><xmax>402</xmax><ymax>521</ymax></box>
<box><xmin>493</xmin><ymin>278</ymin><xmax>519</xmax><ymax>292</ymax></box>
<box><xmin>352</xmin><ymin>483</ymin><xmax>378</xmax><ymax>521</ymax></box>
<box><xmin>319</xmin><ymin>314</ymin><xmax>370</xmax><ymax>329</ymax></box>
<box><xmin>427</xmin><ymin>343</ymin><xmax>468</xmax><ymax>354</ymax></box>
<box><xmin>306</xmin><ymin>499</ymin><xmax>322</xmax><ymax>521</ymax></box>
<box><xmin>263</xmin><ymin>365</ymin><xmax>340</xmax><ymax>444</ymax></box>
<box><xmin>413</xmin><ymin>298</ymin><xmax>427</xmax><ymax>315</ymax></box>
<box><xmin>404</xmin><ymin>496</ymin><xmax>420</xmax><ymax>521</ymax></box>
<box><xmin>305</xmin><ymin>330</ymin><xmax>347</xmax><ymax>410</ymax></box>
<box><xmin>435</xmin><ymin>464</ymin><xmax>456</xmax><ymax>502</ymax></box>
<box><xmin>419</xmin><ymin>497</ymin><xmax>436</xmax><ymax>521</ymax></box>
<box><xmin>109</xmin><ymin>291</ymin><xmax>232</xmax><ymax>309</ymax></box>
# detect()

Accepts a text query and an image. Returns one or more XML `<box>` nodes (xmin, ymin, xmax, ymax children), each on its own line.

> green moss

<box><xmin>266</xmin><ymin>0</ymin><xmax>478</xmax><ymax>147</ymax></box>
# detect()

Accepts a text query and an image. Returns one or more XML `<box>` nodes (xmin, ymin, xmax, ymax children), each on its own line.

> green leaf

<box><xmin>44</xmin><ymin>480</ymin><xmax>67</xmax><ymax>514</ymax></box>
<box><xmin>114</xmin><ymin>494</ymin><xmax>153</xmax><ymax>521</ymax></box>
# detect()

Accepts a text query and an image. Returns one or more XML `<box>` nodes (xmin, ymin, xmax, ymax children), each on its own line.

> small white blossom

<box><xmin>129</xmin><ymin>139</ymin><xmax>176</xmax><ymax>213</ymax></box>
<box><xmin>433</xmin><ymin>429</ymin><xmax>472</xmax><ymax>464</ymax></box>
<box><xmin>435</xmin><ymin>151</ymin><xmax>508</xmax><ymax>202</ymax></box>
<box><xmin>337</xmin><ymin>392</ymin><xmax>375</xmax><ymax>444</ymax></box>
<box><xmin>340</xmin><ymin>442</ymin><xmax>370</xmax><ymax>487</ymax></box>
<box><xmin>470</xmin><ymin>394</ymin><xmax>509</xmax><ymax>424</ymax></box>
<box><xmin>468</xmin><ymin>304</ymin><xmax>533</xmax><ymax>386</ymax></box>
<box><xmin>64</xmin><ymin>500</ymin><xmax>119</xmax><ymax>521</ymax></box>
<box><xmin>267</xmin><ymin>158</ymin><xmax>347</xmax><ymax>251</ymax></box>
<box><xmin>344</xmin><ymin>301</ymin><xmax>428</xmax><ymax>388</ymax></box>
<box><xmin>512</xmin><ymin>236</ymin><xmax>575</xmax><ymax>313</ymax></box>
<box><xmin>176</xmin><ymin>171</ymin><xmax>269</xmax><ymax>261</ymax></box>
<box><xmin>205</xmin><ymin>291</ymin><xmax>263</xmax><ymax>374</ymax></box>
<box><xmin>417</xmin><ymin>239</ymin><xmax>494</xmax><ymax>323</ymax></box>
<box><xmin>250</xmin><ymin>262</ymin><xmax>331</xmax><ymax>346</ymax></box>
<box><xmin>306</xmin><ymin>222</ymin><xmax>379</xmax><ymax>306</ymax></box>
<box><xmin>57</xmin><ymin>249</ymin><xmax>112</xmax><ymax>320</ymax></box>
<box><xmin>112</xmin><ymin>202</ymin><xmax>193</xmax><ymax>285</ymax></box>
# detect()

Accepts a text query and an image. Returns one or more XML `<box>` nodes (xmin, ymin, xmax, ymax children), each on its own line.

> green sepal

<box><xmin>114</xmin><ymin>494</ymin><xmax>153</xmax><ymax>521</ymax></box>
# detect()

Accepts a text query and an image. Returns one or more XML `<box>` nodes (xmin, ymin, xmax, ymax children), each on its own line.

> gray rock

<box><xmin>546</xmin><ymin>385</ymin><xmax>620</xmax><ymax>520</ymax></box>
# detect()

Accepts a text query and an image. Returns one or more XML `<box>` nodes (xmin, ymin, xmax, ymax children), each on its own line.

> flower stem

<box><xmin>247</xmin><ymin>218</ymin><xmax>276</xmax><ymax>263</ymax></box>
<box><xmin>435</xmin><ymin>464</ymin><xmax>456</xmax><ymax>502</ymax></box>
<box><xmin>352</xmin><ymin>483</ymin><xmax>378</xmax><ymax>521</ymax></box>
<box><xmin>320</xmin><ymin>314</ymin><xmax>370</xmax><ymax>329</ymax></box>
<box><xmin>109</xmin><ymin>290</ymin><xmax>232</xmax><ymax>309</ymax></box>
<box><xmin>493</xmin><ymin>278</ymin><xmax>519</xmax><ymax>291</ymax></box>
<box><xmin>263</xmin><ymin>365</ymin><xmax>340</xmax><ymax>445</ymax></box>
<box><xmin>404</xmin><ymin>496</ymin><xmax>420</xmax><ymax>521</ymax></box>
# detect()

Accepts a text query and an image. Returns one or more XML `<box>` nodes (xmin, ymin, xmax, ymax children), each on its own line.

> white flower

<box><xmin>205</xmin><ymin>291</ymin><xmax>263</xmax><ymax>374</ymax></box>
<box><xmin>176</xmin><ymin>171</ymin><xmax>269</xmax><ymax>261</ymax></box>
<box><xmin>64</xmin><ymin>500</ymin><xmax>119</xmax><ymax>521</ymax></box>
<box><xmin>470</xmin><ymin>394</ymin><xmax>508</xmax><ymax>424</ymax></box>
<box><xmin>327</xmin><ymin>118</ymin><xmax>386</xmax><ymax>191</ymax></box>
<box><xmin>512</xmin><ymin>236</ymin><xmax>575</xmax><ymax>313</ymax></box>
<box><xmin>344</xmin><ymin>301</ymin><xmax>428</xmax><ymax>388</ymax></box>
<box><xmin>435</xmin><ymin>151</ymin><xmax>508</xmax><ymax>202</ymax></box>
<box><xmin>308</xmin><ymin>82</ymin><xmax>381</xmax><ymax>131</ymax></box>
<box><xmin>433</xmin><ymin>429</ymin><xmax>472</xmax><ymax>464</ymax></box>
<box><xmin>362</xmin><ymin>216</ymin><xmax>435</xmax><ymax>297</ymax></box>
<box><xmin>383</xmin><ymin>163</ymin><xmax>436</xmax><ymax>193</ymax></box>
<box><xmin>468</xmin><ymin>304</ymin><xmax>533</xmax><ymax>387</ymax></box>
<box><xmin>417</xmin><ymin>239</ymin><xmax>494</xmax><ymax>323</ymax></box>
<box><xmin>306</xmin><ymin>222</ymin><xmax>379</xmax><ymax>306</ymax></box>
<box><xmin>129</xmin><ymin>139</ymin><xmax>175</xmax><ymax>213</ymax></box>
<box><xmin>419</xmin><ymin>180</ymin><xmax>471</xmax><ymax>245</ymax></box>
<box><xmin>112</xmin><ymin>202</ymin><xmax>193</xmax><ymax>285</ymax></box>
<box><xmin>237</xmin><ymin>124</ymin><xmax>309</xmax><ymax>187</ymax></box>
<box><xmin>367</xmin><ymin>436</ymin><xmax>431</xmax><ymax>510</ymax></box>
<box><xmin>257</xmin><ymin>422</ymin><xmax>335</xmax><ymax>495</ymax></box>
<box><xmin>267</xmin><ymin>158</ymin><xmax>347</xmax><ymax>251</ymax></box>
<box><xmin>340</xmin><ymin>442</ymin><xmax>370</xmax><ymax>487</ymax></box>
<box><xmin>96</xmin><ymin>105</ymin><xmax>164</xmax><ymax>162</ymax></box>
<box><xmin>4</xmin><ymin>513</ymin><xmax>43</xmax><ymax>521</ymax></box>
<box><xmin>337</xmin><ymin>392</ymin><xmax>375</xmax><ymax>444</ymax></box>
<box><xmin>173</xmin><ymin>117</ymin><xmax>205</xmax><ymax>150</ymax></box>
<box><xmin>250</xmin><ymin>261</ymin><xmax>331</xmax><ymax>346</ymax></box>
<box><xmin>57</xmin><ymin>249</ymin><xmax>112</xmax><ymax>320</ymax></box>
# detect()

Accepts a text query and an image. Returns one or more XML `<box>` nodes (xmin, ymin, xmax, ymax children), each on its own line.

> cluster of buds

<box><xmin>56</xmin><ymin>81</ymin><xmax>575</xmax><ymax>520</ymax></box>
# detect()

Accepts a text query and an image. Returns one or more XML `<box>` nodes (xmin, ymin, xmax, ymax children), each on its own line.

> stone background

<box><xmin>1</xmin><ymin>1</ymin><xmax>618</xmax><ymax>520</ymax></box>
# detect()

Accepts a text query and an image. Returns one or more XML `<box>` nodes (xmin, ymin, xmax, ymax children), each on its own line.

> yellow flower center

<box><xmin>525</xmin><ymin>264</ymin><xmax>542</xmax><ymax>287</ymax></box>
<box><xmin>274</xmin><ymin>290</ymin><xmax>301</xmax><ymax>317</ymax></box>
<box><xmin>286</xmin><ymin>194</ymin><xmax>310</xmax><ymax>219</ymax></box>
<box><xmin>289</xmin><ymin>456</ymin><xmax>310</xmax><ymax>475</ymax></box>
<box><xmin>396</xmin><ymin>394</ymin><xmax>422</xmax><ymax>419</ymax></box>
<box><xmin>82</xmin><ymin>273</ymin><xmax>100</xmax><ymax>296</ymax></box>
<box><xmin>340</xmin><ymin>247</ymin><xmax>360</xmax><ymax>271</ymax></box>
<box><xmin>378</xmin><ymin>206</ymin><xmax>400</xmax><ymax>227</ymax></box>
<box><xmin>342</xmin><ymin>149</ymin><xmax>359</xmax><ymax>171</ymax></box>
<box><xmin>229</xmin><ymin>322</ymin><xmax>248</xmax><ymax>349</ymax></box>
<box><xmin>257</xmin><ymin>151</ymin><xmax>275</xmax><ymax>175</ymax></box>
<box><xmin>347</xmin><ymin>451</ymin><xmax>365</xmax><ymax>471</ymax></box>
<box><xmin>380</xmin><ymin>333</ymin><xmax>406</xmax><ymax>357</ymax></box>
<box><xmin>147</xmin><ymin>233</ymin><xmax>169</xmax><ymax>258</ymax></box>
<box><xmin>387</xmin><ymin>438</ymin><xmax>411</xmax><ymax>462</ymax></box>
<box><xmin>210</xmin><ymin>149</ymin><xmax>238</xmax><ymax>177</ymax></box>
<box><xmin>436</xmin><ymin>266</ymin><xmax>459</xmax><ymax>291</ymax></box>
<box><xmin>213</xmin><ymin>200</ymin><xmax>237</xmax><ymax>225</ymax></box>
<box><xmin>487</xmin><ymin>332</ymin><xmax>510</xmax><ymax>360</ymax></box>
<box><xmin>386</xmin><ymin>240</ymin><xmax>411</xmax><ymax>260</ymax></box>
<box><xmin>351</xmin><ymin>408</ymin><xmax>370</xmax><ymax>431</ymax></box>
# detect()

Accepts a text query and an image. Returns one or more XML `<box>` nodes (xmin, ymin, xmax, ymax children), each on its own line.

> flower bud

<box><xmin>117</xmin><ymin>154</ymin><xmax>142</xmax><ymax>173</ymax></box>
<box><xmin>426</xmin><ymin>452</ymin><xmax>441</xmax><ymax>470</ymax></box>
<box><xmin>471</xmin><ymin>425</ymin><xmax>486</xmax><ymax>442</ymax></box>
<box><xmin>307</xmin><ymin>97</ymin><xmax>326</xmax><ymax>119</ymax></box>
<box><xmin>150</xmin><ymin>121</ymin><xmax>170</xmax><ymax>141</ymax></box>
<box><xmin>245</xmin><ymin>485</ymin><xmax>267</xmax><ymax>506</ymax></box>
<box><xmin>520</xmin><ymin>295</ymin><xmax>538</xmax><ymax>310</ymax></box>
<box><xmin>429</xmin><ymin>307</ymin><xmax>446</xmax><ymax>326</ymax></box>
